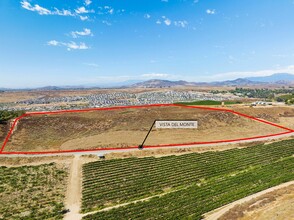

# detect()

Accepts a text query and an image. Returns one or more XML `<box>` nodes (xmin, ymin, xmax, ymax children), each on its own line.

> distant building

<box><xmin>251</xmin><ymin>101</ymin><xmax>272</xmax><ymax>106</ymax></box>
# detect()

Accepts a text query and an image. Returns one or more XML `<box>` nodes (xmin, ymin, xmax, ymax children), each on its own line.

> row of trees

<box><xmin>210</xmin><ymin>88</ymin><xmax>294</xmax><ymax>104</ymax></box>
<box><xmin>0</xmin><ymin>110</ymin><xmax>25</xmax><ymax>123</ymax></box>
<box><xmin>275</xmin><ymin>94</ymin><xmax>294</xmax><ymax>104</ymax></box>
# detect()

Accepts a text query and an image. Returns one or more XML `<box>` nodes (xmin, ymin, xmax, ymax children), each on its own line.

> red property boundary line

<box><xmin>1</xmin><ymin>103</ymin><xmax>294</xmax><ymax>155</ymax></box>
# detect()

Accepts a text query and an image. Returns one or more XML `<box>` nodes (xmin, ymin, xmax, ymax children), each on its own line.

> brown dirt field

<box><xmin>0</xmin><ymin>123</ymin><xmax>9</xmax><ymax>144</ymax></box>
<box><xmin>0</xmin><ymin>156</ymin><xmax>73</xmax><ymax>167</ymax></box>
<box><xmin>12</xmin><ymin>101</ymin><xmax>89</xmax><ymax>109</ymax></box>
<box><xmin>0</xmin><ymin>91</ymin><xmax>40</xmax><ymax>103</ymax></box>
<box><xmin>105</xmin><ymin>141</ymin><xmax>265</xmax><ymax>160</ymax></box>
<box><xmin>0</xmin><ymin>90</ymin><xmax>110</xmax><ymax>103</ymax></box>
<box><xmin>0</xmin><ymin>89</ymin><xmax>113</xmax><ymax>103</ymax></box>
<box><xmin>232</xmin><ymin>106</ymin><xmax>294</xmax><ymax>129</ymax></box>
<box><xmin>219</xmin><ymin>184</ymin><xmax>294</xmax><ymax>220</ymax></box>
<box><xmin>3</xmin><ymin>106</ymin><xmax>286</xmax><ymax>152</ymax></box>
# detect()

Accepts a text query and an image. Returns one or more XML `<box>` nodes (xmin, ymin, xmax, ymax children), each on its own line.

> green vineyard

<box><xmin>0</xmin><ymin>163</ymin><xmax>68</xmax><ymax>220</ymax></box>
<box><xmin>82</xmin><ymin>139</ymin><xmax>294</xmax><ymax>219</ymax></box>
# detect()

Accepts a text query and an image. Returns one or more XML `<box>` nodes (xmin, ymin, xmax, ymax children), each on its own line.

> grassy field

<box><xmin>276</xmin><ymin>94</ymin><xmax>294</xmax><ymax>104</ymax></box>
<box><xmin>4</xmin><ymin>106</ymin><xmax>284</xmax><ymax>152</ymax></box>
<box><xmin>81</xmin><ymin>139</ymin><xmax>294</xmax><ymax>218</ymax></box>
<box><xmin>0</xmin><ymin>163</ymin><xmax>68</xmax><ymax>219</ymax></box>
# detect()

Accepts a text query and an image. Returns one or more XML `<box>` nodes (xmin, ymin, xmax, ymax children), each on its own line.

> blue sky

<box><xmin>1</xmin><ymin>0</ymin><xmax>294</xmax><ymax>88</ymax></box>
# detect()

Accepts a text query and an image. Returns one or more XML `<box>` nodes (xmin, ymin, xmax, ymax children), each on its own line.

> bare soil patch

<box><xmin>233</xmin><ymin>106</ymin><xmax>294</xmax><ymax>129</ymax></box>
<box><xmin>0</xmin><ymin>156</ymin><xmax>73</xmax><ymax>167</ymax></box>
<box><xmin>0</xmin><ymin>122</ymin><xmax>9</xmax><ymax>144</ymax></box>
<box><xmin>64</xmin><ymin>155</ymin><xmax>83</xmax><ymax>220</ymax></box>
<box><xmin>4</xmin><ymin>106</ymin><xmax>286</xmax><ymax>152</ymax></box>
<box><xmin>105</xmin><ymin>141</ymin><xmax>265</xmax><ymax>160</ymax></box>
<box><xmin>219</xmin><ymin>184</ymin><xmax>294</xmax><ymax>220</ymax></box>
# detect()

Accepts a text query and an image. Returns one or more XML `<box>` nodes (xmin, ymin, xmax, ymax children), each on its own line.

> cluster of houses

<box><xmin>0</xmin><ymin>91</ymin><xmax>238</xmax><ymax>112</ymax></box>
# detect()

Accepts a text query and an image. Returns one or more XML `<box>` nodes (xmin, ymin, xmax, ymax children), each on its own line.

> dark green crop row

<box><xmin>84</xmin><ymin>157</ymin><xmax>294</xmax><ymax>219</ymax></box>
<box><xmin>81</xmin><ymin>139</ymin><xmax>294</xmax><ymax>213</ymax></box>
<box><xmin>0</xmin><ymin>163</ymin><xmax>68</xmax><ymax>220</ymax></box>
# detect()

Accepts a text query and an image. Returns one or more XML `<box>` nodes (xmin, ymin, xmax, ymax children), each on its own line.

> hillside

<box><xmin>246</xmin><ymin>73</ymin><xmax>294</xmax><ymax>83</ymax></box>
<box><xmin>129</xmin><ymin>73</ymin><xmax>294</xmax><ymax>88</ymax></box>
<box><xmin>4</xmin><ymin>106</ymin><xmax>288</xmax><ymax>152</ymax></box>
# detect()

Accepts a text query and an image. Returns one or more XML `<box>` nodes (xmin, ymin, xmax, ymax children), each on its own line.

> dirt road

<box><xmin>1</xmin><ymin>131</ymin><xmax>293</xmax><ymax>157</ymax></box>
<box><xmin>64</xmin><ymin>155</ymin><xmax>83</xmax><ymax>220</ymax></box>
<box><xmin>204</xmin><ymin>181</ymin><xmax>294</xmax><ymax>220</ymax></box>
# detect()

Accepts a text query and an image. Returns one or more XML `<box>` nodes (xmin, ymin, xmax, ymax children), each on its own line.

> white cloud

<box><xmin>272</xmin><ymin>54</ymin><xmax>288</xmax><ymax>58</ymax></box>
<box><xmin>71</xmin><ymin>28</ymin><xmax>93</xmax><ymax>38</ymax></box>
<box><xmin>47</xmin><ymin>40</ymin><xmax>59</xmax><ymax>46</ymax></box>
<box><xmin>174</xmin><ymin>20</ymin><xmax>188</xmax><ymax>28</ymax></box>
<box><xmin>228</xmin><ymin>55</ymin><xmax>237</xmax><ymax>64</ymax></box>
<box><xmin>79</xmin><ymin>15</ymin><xmax>89</xmax><ymax>21</ymax></box>
<box><xmin>66</xmin><ymin>42</ymin><xmax>89</xmax><ymax>50</ymax></box>
<box><xmin>47</xmin><ymin>40</ymin><xmax>90</xmax><ymax>51</ymax></box>
<box><xmin>21</xmin><ymin>0</ymin><xmax>92</xmax><ymax>20</ymax></box>
<box><xmin>109</xmin><ymin>8</ymin><xmax>114</xmax><ymax>14</ymax></box>
<box><xmin>84</xmin><ymin>0</ymin><xmax>92</xmax><ymax>6</ymax></box>
<box><xmin>157</xmin><ymin>16</ymin><xmax>188</xmax><ymax>28</ymax></box>
<box><xmin>141</xmin><ymin>73</ymin><xmax>170</xmax><ymax>78</ymax></box>
<box><xmin>83</xmin><ymin>63</ymin><xmax>99</xmax><ymax>67</ymax></box>
<box><xmin>97</xmin><ymin>6</ymin><xmax>116</xmax><ymax>15</ymax></box>
<box><xmin>54</xmin><ymin>8</ymin><xmax>74</xmax><ymax>16</ymax></box>
<box><xmin>75</xmin><ymin>6</ymin><xmax>89</xmax><ymax>14</ymax></box>
<box><xmin>164</xmin><ymin>19</ymin><xmax>171</xmax><ymax>26</ymax></box>
<box><xmin>206</xmin><ymin>9</ymin><xmax>216</xmax><ymax>15</ymax></box>
<box><xmin>21</xmin><ymin>1</ymin><xmax>51</xmax><ymax>15</ymax></box>
<box><xmin>20</xmin><ymin>0</ymin><xmax>31</xmax><ymax>9</ymax></box>
<box><xmin>75</xmin><ymin>73</ymin><xmax>182</xmax><ymax>85</ymax></box>
<box><xmin>102</xmin><ymin>20</ymin><xmax>112</xmax><ymax>26</ymax></box>
<box><xmin>144</xmin><ymin>14</ymin><xmax>151</xmax><ymax>19</ymax></box>
<box><xmin>162</xmin><ymin>16</ymin><xmax>171</xmax><ymax>26</ymax></box>
<box><xmin>116</xmin><ymin>9</ymin><xmax>125</xmax><ymax>14</ymax></box>
<box><xmin>201</xmin><ymin>65</ymin><xmax>294</xmax><ymax>81</ymax></box>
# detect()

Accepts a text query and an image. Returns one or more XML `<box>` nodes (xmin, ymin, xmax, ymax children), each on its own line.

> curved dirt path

<box><xmin>10</xmin><ymin>118</ymin><xmax>19</xmax><ymax>134</ymax></box>
<box><xmin>204</xmin><ymin>181</ymin><xmax>294</xmax><ymax>220</ymax></box>
<box><xmin>233</xmin><ymin>184</ymin><xmax>294</xmax><ymax>220</ymax></box>
<box><xmin>1</xmin><ymin>131</ymin><xmax>294</xmax><ymax>157</ymax></box>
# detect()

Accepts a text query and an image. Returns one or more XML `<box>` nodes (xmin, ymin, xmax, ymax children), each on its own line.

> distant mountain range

<box><xmin>130</xmin><ymin>80</ymin><xmax>200</xmax><ymax>88</ymax></box>
<box><xmin>1</xmin><ymin>73</ymin><xmax>294</xmax><ymax>91</ymax></box>
<box><xmin>131</xmin><ymin>73</ymin><xmax>294</xmax><ymax>88</ymax></box>
<box><xmin>245</xmin><ymin>73</ymin><xmax>294</xmax><ymax>83</ymax></box>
